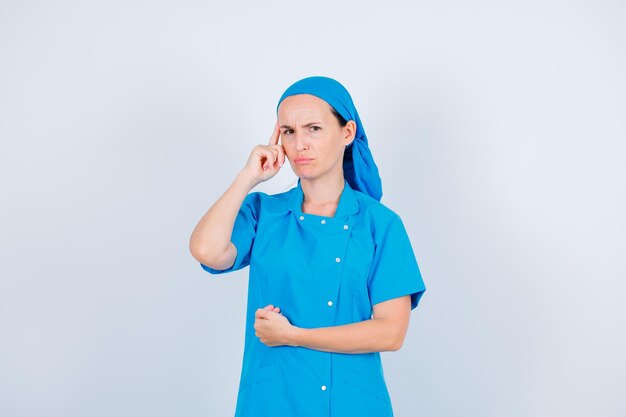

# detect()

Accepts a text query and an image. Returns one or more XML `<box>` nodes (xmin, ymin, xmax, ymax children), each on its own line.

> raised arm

<box><xmin>189</xmin><ymin>171</ymin><xmax>258</xmax><ymax>269</ymax></box>
<box><xmin>189</xmin><ymin>121</ymin><xmax>286</xmax><ymax>269</ymax></box>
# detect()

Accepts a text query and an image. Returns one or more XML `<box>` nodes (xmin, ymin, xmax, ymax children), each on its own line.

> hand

<box><xmin>241</xmin><ymin>121</ymin><xmax>286</xmax><ymax>185</ymax></box>
<box><xmin>254</xmin><ymin>304</ymin><xmax>296</xmax><ymax>347</ymax></box>
<box><xmin>262</xmin><ymin>304</ymin><xmax>281</xmax><ymax>314</ymax></box>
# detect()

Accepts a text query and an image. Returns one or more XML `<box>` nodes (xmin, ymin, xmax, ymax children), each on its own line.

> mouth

<box><xmin>294</xmin><ymin>157</ymin><xmax>314</xmax><ymax>164</ymax></box>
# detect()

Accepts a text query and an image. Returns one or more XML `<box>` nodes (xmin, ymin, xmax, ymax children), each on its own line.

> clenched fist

<box><xmin>254</xmin><ymin>304</ymin><xmax>297</xmax><ymax>347</ymax></box>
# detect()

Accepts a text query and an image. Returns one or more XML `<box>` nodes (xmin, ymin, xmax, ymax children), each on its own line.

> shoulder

<box><xmin>242</xmin><ymin>185</ymin><xmax>294</xmax><ymax>213</ymax></box>
<box><xmin>351</xmin><ymin>190</ymin><xmax>409</xmax><ymax>244</ymax></box>
<box><xmin>354</xmin><ymin>189</ymin><xmax>402</xmax><ymax>224</ymax></box>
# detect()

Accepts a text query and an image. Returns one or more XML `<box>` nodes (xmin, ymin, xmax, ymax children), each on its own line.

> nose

<box><xmin>294</xmin><ymin>132</ymin><xmax>309</xmax><ymax>151</ymax></box>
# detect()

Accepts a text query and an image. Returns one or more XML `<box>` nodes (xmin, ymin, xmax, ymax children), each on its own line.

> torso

<box><xmin>201</xmin><ymin>179</ymin><xmax>426</xmax><ymax>417</ymax></box>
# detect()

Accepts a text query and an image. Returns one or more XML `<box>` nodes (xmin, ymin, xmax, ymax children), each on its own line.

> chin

<box><xmin>297</xmin><ymin>169</ymin><xmax>317</xmax><ymax>180</ymax></box>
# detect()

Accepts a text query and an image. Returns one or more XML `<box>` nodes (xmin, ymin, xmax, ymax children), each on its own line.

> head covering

<box><xmin>276</xmin><ymin>76</ymin><xmax>383</xmax><ymax>201</ymax></box>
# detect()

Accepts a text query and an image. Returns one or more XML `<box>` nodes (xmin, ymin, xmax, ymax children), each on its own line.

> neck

<box><xmin>300</xmin><ymin>174</ymin><xmax>345</xmax><ymax>211</ymax></box>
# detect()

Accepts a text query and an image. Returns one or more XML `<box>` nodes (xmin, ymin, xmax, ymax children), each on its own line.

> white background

<box><xmin>1</xmin><ymin>1</ymin><xmax>624</xmax><ymax>416</ymax></box>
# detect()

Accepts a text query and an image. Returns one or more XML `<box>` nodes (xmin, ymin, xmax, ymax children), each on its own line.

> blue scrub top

<box><xmin>200</xmin><ymin>178</ymin><xmax>426</xmax><ymax>417</ymax></box>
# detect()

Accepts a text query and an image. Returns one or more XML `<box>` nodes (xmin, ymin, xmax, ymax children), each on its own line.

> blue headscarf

<box><xmin>276</xmin><ymin>76</ymin><xmax>383</xmax><ymax>201</ymax></box>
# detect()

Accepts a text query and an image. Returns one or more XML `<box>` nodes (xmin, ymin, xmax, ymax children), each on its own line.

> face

<box><xmin>277</xmin><ymin>94</ymin><xmax>356</xmax><ymax>181</ymax></box>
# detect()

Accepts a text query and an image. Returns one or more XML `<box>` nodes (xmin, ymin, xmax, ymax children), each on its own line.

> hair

<box><xmin>329</xmin><ymin>105</ymin><xmax>348</xmax><ymax>127</ymax></box>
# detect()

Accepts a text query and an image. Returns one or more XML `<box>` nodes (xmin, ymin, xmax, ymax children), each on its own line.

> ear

<box><xmin>344</xmin><ymin>120</ymin><xmax>357</xmax><ymax>145</ymax></box>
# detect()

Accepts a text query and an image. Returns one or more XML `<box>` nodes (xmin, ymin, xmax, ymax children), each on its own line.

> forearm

<box><xmin>189</xmin><ymin>170</ymin><xmax>258</xmax><ymax>265</ymax></box>
<box><xmin>288</xmin><ymin>318</ymin><xmax>401</xmax><ymax>354</ymax></box>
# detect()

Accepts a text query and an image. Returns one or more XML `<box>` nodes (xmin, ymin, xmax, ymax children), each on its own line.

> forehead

<box><xmin>277</xmin><ymin>94</ymin><xmax>332</xmax><ymax>121</ymax></box>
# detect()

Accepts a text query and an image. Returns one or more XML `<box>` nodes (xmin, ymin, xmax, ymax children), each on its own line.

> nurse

<box><xmin>189</xmin><ymin>76</ymin><xmax>426</xmax><ymax>417</ymax></box>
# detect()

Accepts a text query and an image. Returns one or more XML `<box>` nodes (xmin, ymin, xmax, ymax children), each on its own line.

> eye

<box><xmin>311</xmin><ymin>126</ymin><xmax>321</xmax><ymax>131</ymax></box>
<box><xmin>283</xmin><ymin>129</ymin><xmax>294</xmax><ymax>135</ymax></box>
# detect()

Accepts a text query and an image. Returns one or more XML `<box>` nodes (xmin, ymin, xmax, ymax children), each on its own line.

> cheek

<box><xmin>282</xmin><ymin>143</ymin><xmax>297</xmax><ymax>160</ymax></box>
<box><xmin>322</xmin><ymin>138</ymin><xmax>345</xmax><ymax>158</ymax></box>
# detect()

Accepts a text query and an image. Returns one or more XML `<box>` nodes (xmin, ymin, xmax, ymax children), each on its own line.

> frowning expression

<box><xmin>277</xmin><ymin>94</ymin><xmax>355</xmax><ymax>180</ymax></box>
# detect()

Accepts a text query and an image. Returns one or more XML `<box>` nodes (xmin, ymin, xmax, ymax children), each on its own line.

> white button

<box><xmin>343</xmin><ymin>224</ymin><xmax>349</xmax><ymax>229</ymax></box>
<box><xmin>327</xmin><ymin>301</ymin><xmax>333</xmax><ymax>306</ymax></box>
<box><xmin>321</xmin><ymin>385</ymin><xmax>327</xmax><ymax>391</ymax></box>
<box><xmin>299</xmin><ymin>215</ymin><xmax>304</xmax><ymax>220</ymax></box>
<box><xmin>335</xmin><ymin>257</ymin><xmax>341</xmax><ymax>263</ymax></box>
<box><xmin>321</xmin><ymin>219</ymin><xmax>326</xmax><ymax>224</ymax></box>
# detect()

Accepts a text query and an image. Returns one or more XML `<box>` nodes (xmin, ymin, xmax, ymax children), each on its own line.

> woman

<box><xmin>189</xmin><ymin>76</ymin><xmax>426</xmax><ymax>417</ymax></box>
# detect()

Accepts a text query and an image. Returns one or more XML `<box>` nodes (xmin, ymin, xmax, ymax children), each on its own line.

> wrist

<box><xmin>236</xmin><ymin>169</ymin><xmax>259</xmax><ymax>190</ymax></box>
<box><xmin>287</xmin><ymin>325</ymin><xmax>304</xmax><ymax>347</ymax></box>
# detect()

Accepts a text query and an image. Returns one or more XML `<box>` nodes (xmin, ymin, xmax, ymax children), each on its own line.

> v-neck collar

<box><xmin>287</xmin><ymin>177</ymin><xmax>359</xmax><ymax>218</ymax></box>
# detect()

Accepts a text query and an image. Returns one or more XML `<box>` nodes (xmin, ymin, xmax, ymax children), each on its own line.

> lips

<box><xmin>294</xmin><ymin>157</ymin><xmax>314</xmax><ymax>163</ymax></box>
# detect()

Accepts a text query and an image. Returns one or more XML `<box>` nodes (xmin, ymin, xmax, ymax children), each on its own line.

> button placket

<box><xmin>296</xmin><ymin>214</ymin><xmax>352</xmax><ymax>318</ymax></box>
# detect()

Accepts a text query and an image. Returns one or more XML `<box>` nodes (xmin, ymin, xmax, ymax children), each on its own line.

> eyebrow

<box><xmin>280</xmin><ymin>122</ymin><xmax>322</xmax><ymax>129</ymax></box>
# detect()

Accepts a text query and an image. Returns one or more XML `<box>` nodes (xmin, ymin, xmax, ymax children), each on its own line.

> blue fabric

<box><xmin>276</xmin><ymin>75</ymin><xmax>383</xmax><ymax>201</ymax></box>
<box><xmin>200</xmin><ymin>180</ymin><xmax>426</xmax><ymax>417</ymax></box>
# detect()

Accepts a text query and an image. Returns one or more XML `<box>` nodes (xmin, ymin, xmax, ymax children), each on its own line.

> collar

<box><xmin>287</xmin><ymin>177</ymin><xmax>359</xmax><ymax>218</ymax></box>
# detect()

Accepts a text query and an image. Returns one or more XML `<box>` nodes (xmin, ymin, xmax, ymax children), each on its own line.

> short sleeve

<box><xmin>199</xmin><ymin>192</ymin><xmax>260</xmax><ymax>274</ymax></box>
<box><xmin>367</xmin><ymin>214</ymin><xmax>426</xmax><ymax>310</ymax></box>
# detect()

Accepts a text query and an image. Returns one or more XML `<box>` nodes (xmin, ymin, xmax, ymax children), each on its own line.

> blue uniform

<box><xmin>200</xmin><ymin>178</ymin><xmax>426</xmax><ymax>417</ymax></box>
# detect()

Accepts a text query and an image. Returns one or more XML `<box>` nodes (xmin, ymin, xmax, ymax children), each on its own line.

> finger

<box><xmin>269</xmin><ymin>147</ymin><xmax>280</xmax><ymax>169</ymax></box>
<box><xmin>261</xmin><ymin>147</ymin><xmax>278</xmax><ymax>171</ymax></box>
<box><xmin>268</xmin><ymin>121</ymin><xmax>280</xmax><ymax>146</ymax></box>
<box><xmin>270</xmin><ymin>145</ymin><xmax>285</xmax><ymax>167</ymax></box>
<box><xmin>255</xmin><ymin>146</ymin><xmax>268</xmax><ymax>171</ymax></box>
<box><xmin>260</xmin><ymin>148</ymin><xmax>274</xmax><ymax>171</ymax></box>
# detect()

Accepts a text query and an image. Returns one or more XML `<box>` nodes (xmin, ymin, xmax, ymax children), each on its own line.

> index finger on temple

<box><xmin>268</xmin><ymin>120</ymin><xmax>280</xmax><ymax>146</ymax></box>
